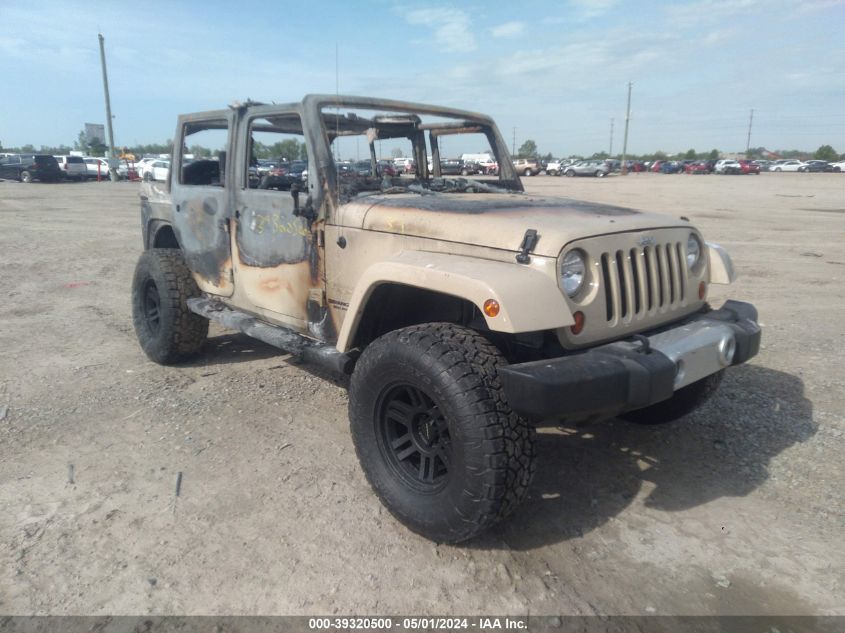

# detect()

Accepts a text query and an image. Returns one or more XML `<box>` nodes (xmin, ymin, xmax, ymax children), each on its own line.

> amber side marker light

<box><xmin>483</xmin><ymin>299</ymin><xmax>500</xmax><ymax>317</ymax></box>
<box><xmin>571</xmin><ymin>311</ymin><xmax>586</xmax><ymax>335</ymax></box>
<box><xmin>698</xmin><ymin>281</ymin><xmax>707</xmax><ymax>300</ymax></box>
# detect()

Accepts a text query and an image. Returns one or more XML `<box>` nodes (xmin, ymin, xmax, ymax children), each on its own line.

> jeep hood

<box><xmin>347</xmin><ymin>193</ymin><xmax>690</xmax><ymax>257</ymax></box>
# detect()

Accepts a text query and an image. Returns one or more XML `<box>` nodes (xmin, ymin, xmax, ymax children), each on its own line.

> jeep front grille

<box><xmin>599</xmin><ymin>242</ymin><xmax>686</xmax><ymax>324</ymax></box>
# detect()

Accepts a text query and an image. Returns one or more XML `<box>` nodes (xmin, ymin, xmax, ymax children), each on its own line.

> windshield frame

<box><xmin>302</xmin><ymin>94</ymin><xmax>522</xmax><ymax>217</ymax></box>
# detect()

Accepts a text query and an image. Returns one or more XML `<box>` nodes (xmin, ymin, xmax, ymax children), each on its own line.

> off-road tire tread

<box><xmin>132</xmin><ymin>248</ymin><xmax>208</xmax><ymax>364</ymax></box>
<box><xmin>621</xmin><ymin>370</ymin><xmax>725</xmax><ymax>425</ymax></box>
<box><xmin>349</xmin><ymin>323</ymin><xmax>535</xmax><ymax>542</ymax></box>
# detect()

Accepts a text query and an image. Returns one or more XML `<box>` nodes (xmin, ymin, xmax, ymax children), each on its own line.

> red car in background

<box><xmin>685</xmin><ymin>161</ymin><xmax>710</xmax><ymax>174</ymax></box>
<box><xmin>738</xmin><ymin>160</ymin><xmax>760</xmax><ymax>174</ymax></box>
<box><xmin>650</xmin><ymin>160</ymin><xmax>664</xmax><ymax>172</ymax></box>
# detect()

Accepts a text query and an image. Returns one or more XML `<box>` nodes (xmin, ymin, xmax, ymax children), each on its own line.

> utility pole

<box><xmin>98</xmin><ymin>33</ymin><xmax>118</xmax><ymax>182</ymax></box>
<box><xmin>745</xmin><ymin>108</ymin><xmax>754</xmax><ymax>157</ymax></box>
<box><xmin>620</xmin><ymin>82</ymin><xmax>633</xmax><ymax>175</ymax></box>
<box><xmin>512</xmin><ymin>127</ymin><xmax>516</xmax><ymax>156</ymax></box>
<box><xmin>609</xmin><ymin>118</ymin><xmax>614</xmax><ymax>157</ymax></box>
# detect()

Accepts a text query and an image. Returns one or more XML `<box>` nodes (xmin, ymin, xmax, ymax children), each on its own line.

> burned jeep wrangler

<box><xmin>133</xmin><ymin>95</ymin><xmax>761</xmax><ymax>542</ymax></box>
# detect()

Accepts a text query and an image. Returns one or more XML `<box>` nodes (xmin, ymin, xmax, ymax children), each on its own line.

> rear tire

<box><xmin>620</xmin><ymin>370</ymin><xmax>724</xmax><ymax>425</ymax></box>
<box><xmin>20</xmin><ymin>171</ymin><xmax>32</xmax><ymax>183</ymax></box>
<box><xmin>349</xmin><ymin>323</ymin><xmax>536</xmax><ymax>543</ymax></box>
<box><xmin>131</xmin><ymin>249</ymin><xmax>208</xmax><ymax>364</ymax></box>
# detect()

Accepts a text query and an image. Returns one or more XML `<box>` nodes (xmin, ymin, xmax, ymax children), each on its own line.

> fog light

<box><xmin>483</xmin><ymin>299</ymin><xmax>500</xmax><ymax>318</ymax></box>
<box><xmin>718</xmin><ymin>337</ymin><xmax>736</xmax><ymax>366</ymax></box>
<box><xmin>698</xmin><ymin>281</ymin><xmax>707</xmax><ymax>300</ymax></box>
<box><xmin>570</xmin><ymin>311</ymin><xmax>585</xmax><ymax>335</ymax></box>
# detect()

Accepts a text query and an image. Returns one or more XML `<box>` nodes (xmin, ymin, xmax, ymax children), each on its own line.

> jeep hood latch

<box><xmin>516</xmin><ymin>228</ymin><xmax>539</xmax><ymax>264</ymax></box>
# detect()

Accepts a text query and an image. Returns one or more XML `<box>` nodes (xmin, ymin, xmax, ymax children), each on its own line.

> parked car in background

<box><xmin>256</xmin><ymin>159</ymin><xmax>278</xmax><ymax>176</ymax></box>
<box><xmin>714</xmin><ymin>159</ymin><xmax>742</xmax><ymax>174</ymax></box>
<box><xmin>459</xmin><ymin>160</ymin><xmax>482</xmax><ymax>175</ymax></box>
<box><xmin>377</xmin><ymin>160</ymin><xmax>397</xmax><ymax>177</ymax></box>
<box><xmin>771</xmin><ymin>160</ymin><xmax>805</xmax><ymax>172</ymax></box>
<box><xmin>0</xmin><ymin>153</ymin><xmax>62</xmax><ymax>183</ymax></box>
<box><xmin>738</xmin><ymin>160</ymin><xmax>760</xmax><ymax>175</ymax></box>
<box><xmin>564</xmin><ymin>159</ymin><xmax>610</xmax><ymax>177</ymax></box>
<box><xmin>353</xmin><ymin>160</ymin><xmax>376</xmax><ymax>177</ymax></box>
<box><xmin>803</xmin><ymin>160</ymin><xmax>831</xmax><ymax>173</ymax></box>
<box><xmin>142</xmin><ymin>160</ymin><xmax>170</xmax><ymax>182</ymax></box>
<box><xmin>660</xmin><ymin>161</ymin><xmax>684</xmax><ymax>174</ymax></box>
<box><xmin>830</xmin><ymin>160</ymin><xmax>845</xmax><ymax>172</ymax></box>
<box><xmin>513</xmin><ymin>158</ymin><xmax>543</xmax><ymax>176</ymax></box>
<box><xmin>260</xmin><ymin>161</ymin><xmax>295</xmax><ymax>189</ymax></box>
<box><xmin>545</xmin><ymin>159</ymin><xmax>564</xmax><ymax>176</ymax></box>
<box><xmin>83</xmin><ymin>157</ymin><xmax>128</xmax><ymax>180</ymax></box>
<box><xmin>84</xmin><ymin>157</ymin><xmax>108</xmax><ymax>179</ymax></box>
<box><xmin>684</xmin><ymin>161</ymin><xmax>710</xmax><ymax>174</ymax></box>
<box><xmin>438</xmin><ymin>159</ymin><xmax>465</xmax><ymax>176</ymax></box>
<box><xmin>754</xmin><ymin>160</ymin><xmax>772</xmax><ymax>172</ymax></box>
<box><xmin>135</xmin><ymin>158</ymin><xmax>160</xmax><ymax>178</ymax></box>
<box><xmin>393</xmin><ymin>157</ymin><xmax>415</xmax><ymax>174</ymax></box>
<box><xmin>54</xmin><ymin>155</ymin><xmax>88</xmax><ymax>181</ymax></box>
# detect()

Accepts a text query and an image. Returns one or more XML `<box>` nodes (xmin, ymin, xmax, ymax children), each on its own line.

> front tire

<box><xmin>565</xmin><ymin>169</ymin><xmax>575</xmax><ymax>177</ymax></box>
<box><xmin>20</xmin><ymin>170</ymin><xmax>33</xmax><ymax>183</ymax></box>
<box><xmin>131</xmin><ymin>249</ymin><xmax>208</xmax><ymax>364</ymax></box>
<box><xmin>620</xmin><ymin>370</ymin><xmax>724</xmax><ymax>425</ymax></box>
<box><xmin>349</xmin><ymin>324</ymin><xmax>536</xmax><ymax>543</ymax></box>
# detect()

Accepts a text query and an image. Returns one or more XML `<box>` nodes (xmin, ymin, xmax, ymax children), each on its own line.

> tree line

<box><xmin>1</xmin><ymin>132</ymin><xmax>840</xmax><ymax>164</ymax></box>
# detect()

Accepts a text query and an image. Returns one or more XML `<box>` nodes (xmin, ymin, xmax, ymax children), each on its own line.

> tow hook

<box><xmin>632</xmin><ymin>334</ymin><xmax>652</xmax><ymax>354</ymax></box>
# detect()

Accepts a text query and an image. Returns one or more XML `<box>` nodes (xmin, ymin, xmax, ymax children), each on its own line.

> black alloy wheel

<box><xmin>142</xmin><ymin>280</ymin><xmax>162</xmax><ymax>335</ymax></box>
<box><xmin>376</xmin><ymin>383</ymin><xmax>451</xmax><ymax>492</ymax></box>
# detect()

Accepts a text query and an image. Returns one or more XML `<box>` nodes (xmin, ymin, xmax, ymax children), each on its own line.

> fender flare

<box><xmin>706</xmin><ymin>242</ymin><xmax>737</xmax><ymax>284</ymax></box>
<box><xmin>335</xmin><ymin>251</ymin><xmax>574</xmax><ymax>352</ymax></box>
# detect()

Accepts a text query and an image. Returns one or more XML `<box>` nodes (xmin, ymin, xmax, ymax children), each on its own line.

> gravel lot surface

<box><xmin>0</xmin><ymin>173</ymin><xmax>842</xmax><ymax>615</ymax></box>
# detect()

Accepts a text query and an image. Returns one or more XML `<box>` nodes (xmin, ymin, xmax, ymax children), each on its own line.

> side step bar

<box><xmin>187</xmin><ymin>297</ymin><xmax>357</xmax><ymax>375</ymax></box>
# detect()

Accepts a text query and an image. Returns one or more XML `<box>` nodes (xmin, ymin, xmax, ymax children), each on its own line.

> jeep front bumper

<box><xmin>499</xmin><ymin>300</ymin><xmax>761</xmax><ymax>422</ymax></box>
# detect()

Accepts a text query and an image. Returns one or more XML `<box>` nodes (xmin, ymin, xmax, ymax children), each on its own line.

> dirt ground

<box><xmin>0</xmin><ymin>173</ymin><xmax>842</xmax><ymax>616</ymax></box>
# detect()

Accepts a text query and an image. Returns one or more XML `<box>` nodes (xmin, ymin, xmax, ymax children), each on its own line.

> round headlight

<box><xmin>686</xmin><ymin>234</ymin><xmax>702</xmax><ymax>269</ymax></box>
<box><xmin>561</xmin><ymin>250</ymin><xmax>586</xmax><ymax>297</ymax></box>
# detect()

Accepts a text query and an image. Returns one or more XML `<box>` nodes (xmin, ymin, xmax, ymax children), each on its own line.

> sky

<box><xmin>1</xmin><ymin>0</ymin><xmax>844</xmax><ymax>157</ymax></box>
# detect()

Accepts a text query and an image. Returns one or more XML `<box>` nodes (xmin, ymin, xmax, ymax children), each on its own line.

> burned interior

<box><xmin>316</xmin><ymin>101</ymin><xmax>523</xmax><ymax>203</ymax></box>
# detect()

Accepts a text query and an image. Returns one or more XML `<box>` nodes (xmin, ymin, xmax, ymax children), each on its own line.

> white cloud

<box><xmin>490</xmin><ymin>21</ymin><xmax>525</xmax><ymax>38</ymax></box>
<box><xmin>568</xmin><ymin>0</ymin><xmax>619</xmax><ymax>19</ymax></box>
<box><xmin>667</xmin><ymin>0</ymin><xmax>761</xmax><ymax>27</ymax></box>
<box><xmin>404</xmin><ymin>8</ymin><xmax>477</xmax><ymax>53</ymax></box>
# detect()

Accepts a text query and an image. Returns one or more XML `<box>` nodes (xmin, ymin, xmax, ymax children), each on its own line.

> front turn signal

<box><xmin>483</xmin><ymin>299</ymin><xmax>500</xmax><ymax>318</ymax></box>
<box><xmin>571</xmin><ymin>311</ymin><xmax>585</xmax><ymax>335</ymax></box>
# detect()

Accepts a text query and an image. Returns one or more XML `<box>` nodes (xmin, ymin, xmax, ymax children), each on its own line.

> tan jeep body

<box><xmin>134</xmin><ymin>95</ymin><xmax>760</xmax><ymax>542</ymax></box>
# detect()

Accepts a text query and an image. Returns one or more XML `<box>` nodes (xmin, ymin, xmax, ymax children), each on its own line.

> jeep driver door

<box><xmin>231</xmin><ymin>110</ymin><xmax>319</xmax><ymax>331</ymax></box>
<box><xmin>169</xmin><ymin>113</ymin><xmax>235</xmax><ymax>297</ymax></box>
